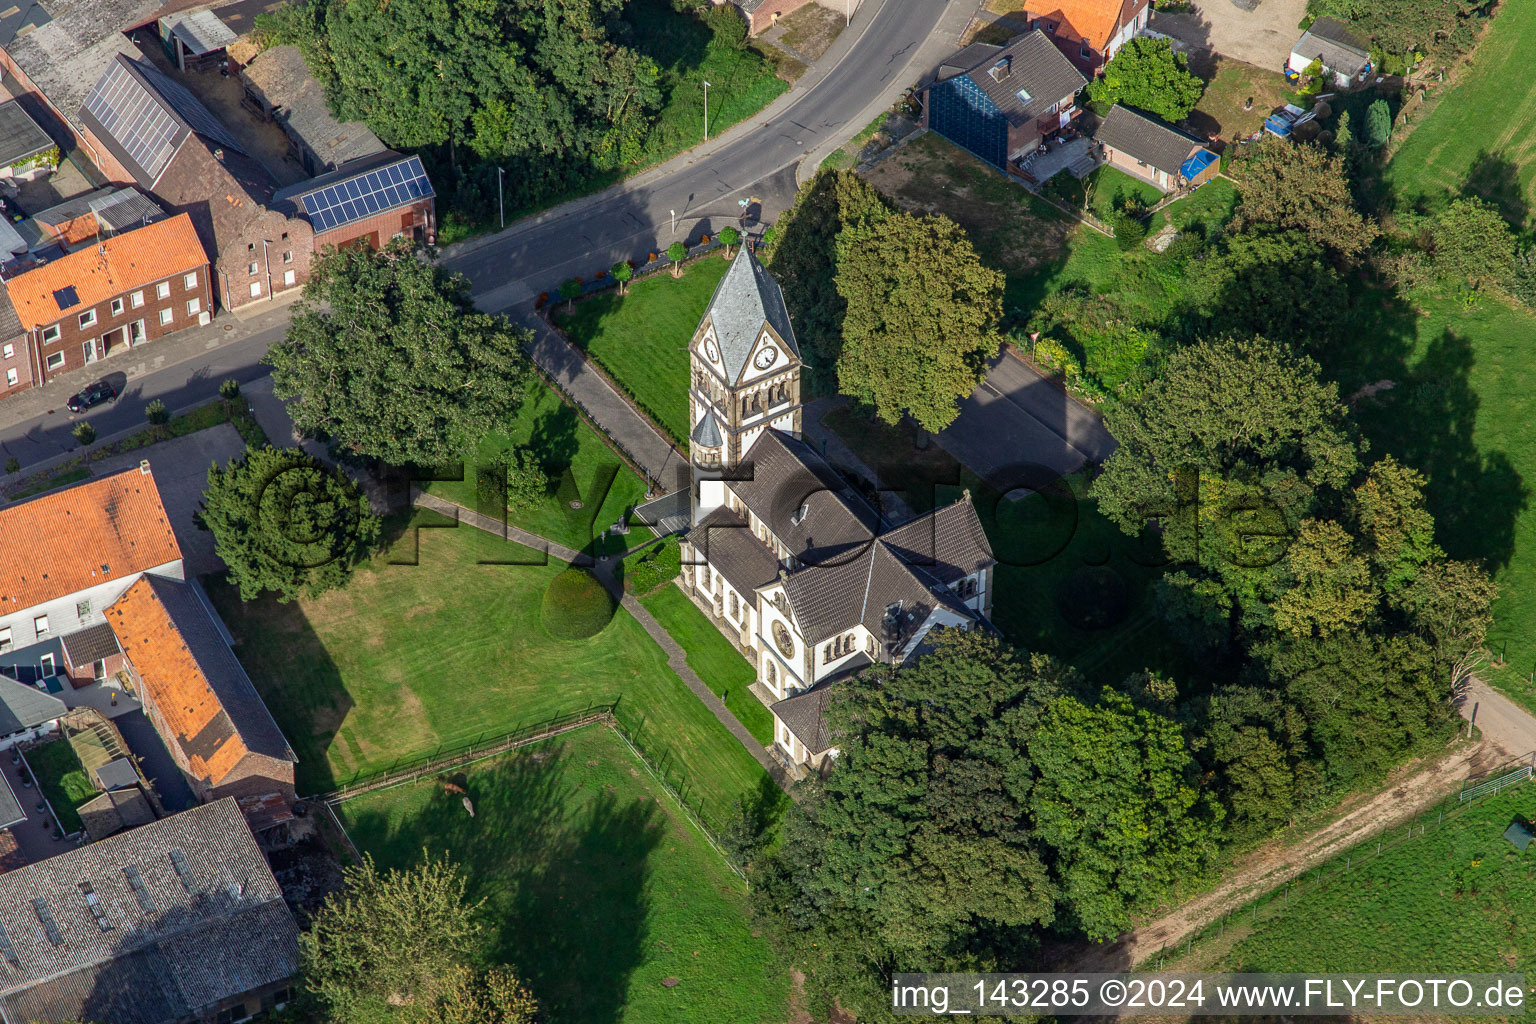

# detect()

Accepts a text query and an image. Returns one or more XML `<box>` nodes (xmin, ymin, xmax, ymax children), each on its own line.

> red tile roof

<box><xmin>1033</xmin><ymin>0</ymin><xmax>1142</xmax><ymax>51</ymax></box>
<box><xmin>3</xmin><ymin>213</ymin><xmax>208</xmax><ymax>331</ymax></box>
<box><xmin>0</xmin><ymin>466</ymin><xmax>183</xmax><ymax>613</ymax></box>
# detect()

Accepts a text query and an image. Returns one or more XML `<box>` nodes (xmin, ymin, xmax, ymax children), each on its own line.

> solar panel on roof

<box><xmin>124</xmin><ymin>864</ymin><xmax>157</xmax><ymax>913</ymax></box>
<box><xmin>81</xmin><ymin>58</ymin><xmax>244</xmax><ymax>185</ymax></box>
<box><xmin>300</xmin><ymin>156</ymin><xmax>435</xmax><ymax>234</ymax></box>
<box><xmin>52</xmin><ymin>285</ymin><xmax>79</xmax><ymax>310</ymax></box>
<box><xmin>32</xmin><ymin>898</ymin><xmax>62</xmax><ymax>946</ymax></box>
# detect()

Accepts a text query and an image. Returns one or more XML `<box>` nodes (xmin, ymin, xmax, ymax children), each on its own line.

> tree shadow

<box><xmin>342</xmin><ymin>741</ymin><xmax>663</xmax><ymax>1024</ymax></box>
<box><xmin>1461</xmin><ymin>149</ymin><xmax>1530</xmax><ymax>230</ymax></box>
<box><xmin>530</xmin><ymin>401</ymin><xmax>582</xmax><ymax>482</ymax></box>
<box><xmin>201</xmin><ymin>572</ymin><xmax>353</xmax><ymax>795</ymax></box>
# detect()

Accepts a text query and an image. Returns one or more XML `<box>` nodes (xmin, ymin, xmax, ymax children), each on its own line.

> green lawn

<box><xmin>1181</xmin><ymin>785</ymin><xmax>1536</xmax><ymax>973</ymax></box>
<box><xmin>555</xmin><ymin>257</ymin><xmax>730</xmax><ymax>445</ymax></box>
<box><xmin>639</xmin><ymin>584</ymin><xmax>772</xmax><ymax>745</ymax></box>
<box><xmin>424</xmin><ymin>381</ymin><xmax>650</xmax><ymax>557</ymax></box>
<box><xmin>25</xmin><ymin>739</ymin><xmax>94</xmax><ymax>834</ymax></box>
<box><xmin>1387</xmin><ymin>0</ymin><xmax>1536</xmax><ymax>228</ymax></box>
<box><xmin>338</xmin><ymin>725</ymin><xmax>787</xmax><ymax>1024</ymax></box>
<box><xmin>210</xmin><ymin>513</ymin><xmax>767</xmax><ymax>826</ymax></box>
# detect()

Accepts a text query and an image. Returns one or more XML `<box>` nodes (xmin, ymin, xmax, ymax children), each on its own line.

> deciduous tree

<box><xmin>834</xmin><ymin>212</ymin><xmax>1002</xmax><ymax>431</ymax></box>
<box><xmin>1230</xmin><ymin>137</ymin><xmax>1375</xmax><ymax>258</ymax></box>
<box><xmin>198</xmin><ymin>445</ymin><xmax>380</xmax><ymax>602</ymax></box>
<box><xmin>266</xmin><ymin>240</ymin><xmax>531</xmax><ymax>467</ymax></box>
<box><xmin>1430</xmin><ymin>196</ymin><xmax>1516</xmax><ymax>287</ymax></box>
<box><xmin>1087</xmin><ymin>37</ymin><xmax>1204</xmax><ymax>121</ymax></box>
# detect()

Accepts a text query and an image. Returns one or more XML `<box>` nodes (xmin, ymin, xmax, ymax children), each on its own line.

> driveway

<box><xmin>936</xmin><ymin>349</ymin><xmax>1117</xmax><ymax>488</ymax></box>
<box><xmin>1149</xmin><ymin>0</ymin><xmax>1307</xmax><ymax>71</ymax></box>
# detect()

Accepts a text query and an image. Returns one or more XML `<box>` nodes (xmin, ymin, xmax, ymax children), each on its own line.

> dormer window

<box><xmin>790</xmin><ymin>503</ymin><xmax>808</xmax><ymax>526</ymax></box>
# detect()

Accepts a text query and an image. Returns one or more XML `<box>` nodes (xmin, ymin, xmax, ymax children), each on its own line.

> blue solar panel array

<box><xmin>300</xmin><ymin>157</ymin><xmax>434</xmax><ymax>234</ymax></box>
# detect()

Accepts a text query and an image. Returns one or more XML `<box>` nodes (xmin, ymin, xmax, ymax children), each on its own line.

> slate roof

<box><xmin>1293</xmin><ymin>16</ymin><xmax>1370</xmax><ymax>75</ymax></box>
<box><xmin>947</xmin><ymin>30</ymin><xmax>1087</xmax><ymax>129</ymax></box>
<box><xmin>0</xmin><ymin>770</ymin><xmax>22</xmax><ymax>830</ymax></box>
<box><xmin>781</xmin><ymin>538</ymin><xmax>972</xmax><ymax>647</ymax></box>
<box><xmin>78</xmin><ymin>53</ymin><xmax>245</xmax><ymax>189</ymax></box>
<box><xmin>690</xmin><ymin>408</ymin><xmax>723</xmax><ymax>447</ymax></box>
<box><xmin>729</xmin><ymin>429</ymin><xmax>879</xmax><ymax>569</ymax></box>
<box><xmin>5</xmin><ymin>213</ymin><xmax>208</xmax><ymax>331</ymax></box>
<box><xmin>0</xmin><ymin>799</ymin><xmax>299</xmax><ymax>1024</ymax></box>
<box><xmin>0</xmin><ymin>466</ymin><xmax>182</xmax><ymax>614</ymax></box>
<box><xmin>687</xmin><ymin>507</ymin><xmax>780</xmax><ymax>597</ymax></box>
<box><xmin>880</xmin><ymin>499</ymin><xmax>998</xmax><ymax>586</ymax></box>
<box><xmin>770</xmin><ymin>678</ymin><xmax>841</xmax><ymax>754</ymax></box>
<box><xmin>61</xmin><ymin>622</ymin><xmax>123</xmax><ymax>667</ymax></box>
<box><xmin>696</xmin><ymin>246</ymin><xmax>798</xmax><ymax>385</ymax></box>
<box><xmin>0</xmin><ymin>288</ymin><xmax>22</xmax><ymax>343</ymax></box>
<box><xmin>241</xmin><ymin>45</ymin><xmax>385</xmax><ymax>172</ymax></box>
<box><xmin>106</xmin><ymin>574</ymin><xmax>295</xmax><ymax>786</ymax></box>
<box><xmin>0</xmin><ymin>673</ymin><xmax>67</xmax><ymax>737</ymax></box>
<box><xmin>1095</xmin><ymin>103</ymin><xmax>1203</xmax><ymax>174</ymax></box>
<box><xmin>0</xmin><ymin>100</ymin><xmax>53</xmax><ymax>167</ymax></box>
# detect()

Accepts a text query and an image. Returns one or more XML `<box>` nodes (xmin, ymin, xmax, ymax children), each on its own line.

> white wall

<box><xmin>0</xmin><ymin>719</ymin><xmax>59</xmax><ymax>752</ymax></box>
<box><xmin>0</xmin><ymin>562</ymin><xmax>183</xmax><ymax>654</ymax></box>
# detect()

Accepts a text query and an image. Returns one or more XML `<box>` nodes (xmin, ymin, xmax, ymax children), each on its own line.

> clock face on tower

<box><xmin>754</xmin><ymin>346</ymin><xmax>778</xmax><ymax>370</ymax></box>
<box><xmin>703</xmin><ymin>338</ymin><xmax>719</xmax><ymax>362</ymax></box>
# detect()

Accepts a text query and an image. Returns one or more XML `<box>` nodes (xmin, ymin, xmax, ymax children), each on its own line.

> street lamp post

<box><xmin>670</xmin><ymin>209</ymin><xmax>676</xmax><ymax>236</ymax></box>
<box><xmin>702</xmin><ymin>80</ymin><xmax>712</xmax><ymax>142</ymax></box>
<box><xmin>497</xmin><ymin>167</ymin><xmax>505</xmax><ymax>229</ymax></box>
<box><xmin>846</xmin><ymin>0</ymin><xmax>850</xmax><ymax>25</ymax></box>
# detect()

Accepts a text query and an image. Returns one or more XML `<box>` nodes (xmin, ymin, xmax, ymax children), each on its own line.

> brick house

<box><xmin>106</xmin><ymin>574</ymin><xmax>298</xmax><ymax>830</ymax></box>
<box><xmin>240</xmin><ymin>44</ymin><xmax>386</xmax><ymax>177</ymax></box>
<box><xmin>152</xmin><ymin>136</ymin><xmax>316</xmax><ymax>312</ymax></box>
<box><xmin>717</xmin><ymin>0</ymin><xmax>814</xmax><ymax>35</ymax></box>
<box><xmin>0</xmin><ymin>464</ymin><xmax>183</xmax><ymax>692</ymax></box>
<box><xmin>1094</xmin><ymin>103</ymin><xmax>1218</xmax><ymax>192</ymax></box>
<box><xmin>3</xmin><ymin>213</ymin><xmax>210</xmax><ymax>386</ymax></box>
<box><xmin>0</xmin><ymin>288</ymin><xmax>32</xmax><ymax>398</ymax></box>
<box><xmin>922</xmin><ymin>31</ymin><xmax>1088</xmax><ymax>170</ymax></box>
<box><xmin>1019</xmin><ymin>0</ymin><xmax>1151</xmax><ymax>76</ymax></box>
<box><xmin>274</xmin><ymin>150</ymin><xmax>437</xmax><ymax>251</ymax></box>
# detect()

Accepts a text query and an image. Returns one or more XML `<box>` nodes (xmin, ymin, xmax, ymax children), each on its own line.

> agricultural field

<box><xmin>423</xmin><ymin>380</ymin><xmax>649</xmax><ymax>556</ymax></box>
<box><xmin>555</xmin><ymin>257</ymin><xmax>730</xmax><ymax>446</ymax></box>
<box><xmin>1386</xmin><ymin>0</ymin><xmax>1536</xmax><ymax>228</ymax></box>
<box><xmin>210</xmin><ymin>513</ymin><xmax>767</xmax><ymax>825</ymax></box>
<box><xmin>338</xmin><ymin>724</ymin><xmax>787</xmax><ymax>1024</ymax></box>
<box><xmin>1178</xmin><ymin>784</ymin><xmax>1536</xmax><ymax>973</ymax></box>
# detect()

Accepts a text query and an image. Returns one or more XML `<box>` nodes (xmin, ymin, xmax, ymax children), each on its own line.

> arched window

<box><xmin>766</xmin><ymin>660</ymin><xmax>777</xmax><ymax>687</ymax></box>
<box><xmin>866</xmin><ymin>635</ymin><xmax>876</xmax><ymax>655</ymax></box>
<box><xmin>824</xmin><ymin>643</ymin><xmax>833</xmax><ymax>661</ymax></box>
<box><xmin>729</xmin><ymin>592</ymin><xmax>739</xmax><ymax>618</ymax></box>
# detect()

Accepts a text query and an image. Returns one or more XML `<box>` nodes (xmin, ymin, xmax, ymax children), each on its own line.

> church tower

<box><xmin>688</xmin><ymin>245</ymin><xmax>802</xmax><ymax>523</ymax></box>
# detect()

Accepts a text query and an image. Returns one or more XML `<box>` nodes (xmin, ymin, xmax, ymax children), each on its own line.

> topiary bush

<box><xmin>540</xmin><ymin>568</ymin><xmax>616</xmax><ymax>640</ymax></box>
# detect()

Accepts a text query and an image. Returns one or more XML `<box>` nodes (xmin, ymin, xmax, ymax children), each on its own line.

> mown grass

<box><xmin>424</xmin><ymin>382</ymin><xmax>650</xmax><ymax>556</ymax></box>
<box><xmin>210</xmin><ymin>512</ymin><xmax>767</xmax><ymax>824</ymax></box>
<box><xmin>555</xmin><ymin>257</ymin><xmax>730</xmax><ymax>446</ymax></box>
<box><xmin>26</xmin><ymin>739</ymin><xmax>94</xmax><ymax>834</ymax></box>
<box><xmin>1191</xmin><ymin>785</ymin><xmax>1536</xmax><ymax>973</ymax></box>
<box><xmin>1386</xmin><ymin>0</ymin><xmax>1536</xmax><ymax>228</ymax></box>
<box><xmin>338</xmin><ymin>724</ymin><xmax>787</xmax><ymax>1024</ymax></box>
<box><xmin>639</xmin><ymin>584</ymin><xmax>772</xmax><ymax>745</ymax></box>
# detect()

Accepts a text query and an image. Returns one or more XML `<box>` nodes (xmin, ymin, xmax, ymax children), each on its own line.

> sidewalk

<box><xmin>0</xmin><ymin>303</ymin><xmax>293</xmax><ymax>430</ymax></box>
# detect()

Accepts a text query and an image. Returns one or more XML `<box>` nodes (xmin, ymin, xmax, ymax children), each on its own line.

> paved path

<box><xmin>1464</xmin><ymin>676</ymin><xmax>1536</xmax><ymax>758</ymax></box>
<box><xmin>526</xmin><ymin>316</ymin><xmax>690</xmax><ymax>492</ymax></box>
<box><xmin>411</xmin><ymin>491</ymin><xmax>793</xmax><ymax>792</ymax></box>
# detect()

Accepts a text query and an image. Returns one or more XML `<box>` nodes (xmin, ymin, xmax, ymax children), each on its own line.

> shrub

<box><xmin>1032</xmin><ymin>336</ymin><xmax>1082</xmax><ymax>381</ymax></box>
<box><xmin>1113</xmin><ymin>211</ymin><xmax>1148</xmax><ymax>250</ymax></box>
<box><xmin>1508</xmin><ymin>246</ymin><xmax>1536</xmax><ymax>308</ymax></box>
<box><xmin>4</xmin><ymin>456</ymin><xmax>18</xmax><ymax>475</ymax></box>
<box><xmin>218</xmin><ymin>378</ymin><xmax>241</xmax><ymax>400</ymax></box>
<box><xmin>145</xmin><ymin>399</ymin><xmax>169</xmax><ymax>426</ymax></box>
<box><xmin>540</xmin><ymin>568</ymin><xmax>616</xmax><ymax>640</ymax></box>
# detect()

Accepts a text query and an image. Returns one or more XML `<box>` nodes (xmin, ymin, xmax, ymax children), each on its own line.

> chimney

<box><xmin>139</xmin><ymin>459</ymin><xmax>151</xmax><ymax>475</ymax></box>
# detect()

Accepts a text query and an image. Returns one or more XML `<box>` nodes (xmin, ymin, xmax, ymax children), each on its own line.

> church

<box><xmin>677</xmin><ymin>247</ymin><xmax>997</xmax><ymax>773</ymax></box>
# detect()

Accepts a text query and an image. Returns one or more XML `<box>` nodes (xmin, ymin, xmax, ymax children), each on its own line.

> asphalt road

<box><xmin>443</xmin><ymin>0</ymin><xmax>965</xmax><ymax>310</ymax></box>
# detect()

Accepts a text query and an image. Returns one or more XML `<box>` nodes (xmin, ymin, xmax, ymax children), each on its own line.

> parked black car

<box><xmin>67</xmin><ymin>380</ymin><xmax>117</xmax><ymax>413</ymax></box>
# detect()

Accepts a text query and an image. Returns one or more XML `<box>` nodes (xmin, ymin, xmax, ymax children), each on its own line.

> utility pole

<box><xmin>702</xmin><ymin>81</ymin><xmax>712</xmax><ymax>142</ymax></box>
<box><xmin>497</xmin><ymin>167</ymin><xmax>505</xmax><ymax>229</ymax></box>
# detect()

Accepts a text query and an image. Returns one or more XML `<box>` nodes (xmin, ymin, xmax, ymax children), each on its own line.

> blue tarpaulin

<box><xmin>1180</xmin><ymin>149</ymin><xmax>1217</xmax><ymax>181</ymax></box>
<box><xmin>1264</xmin><ymin>114</ymin><xmax>1293</xmax><ymax>137</ymax></box>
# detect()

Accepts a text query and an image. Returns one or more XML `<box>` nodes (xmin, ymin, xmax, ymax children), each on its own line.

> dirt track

<box><xmin>1055</xmin><ymin>682</ymin><xmax>1535</xmax><ymax>971</ymax></box>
